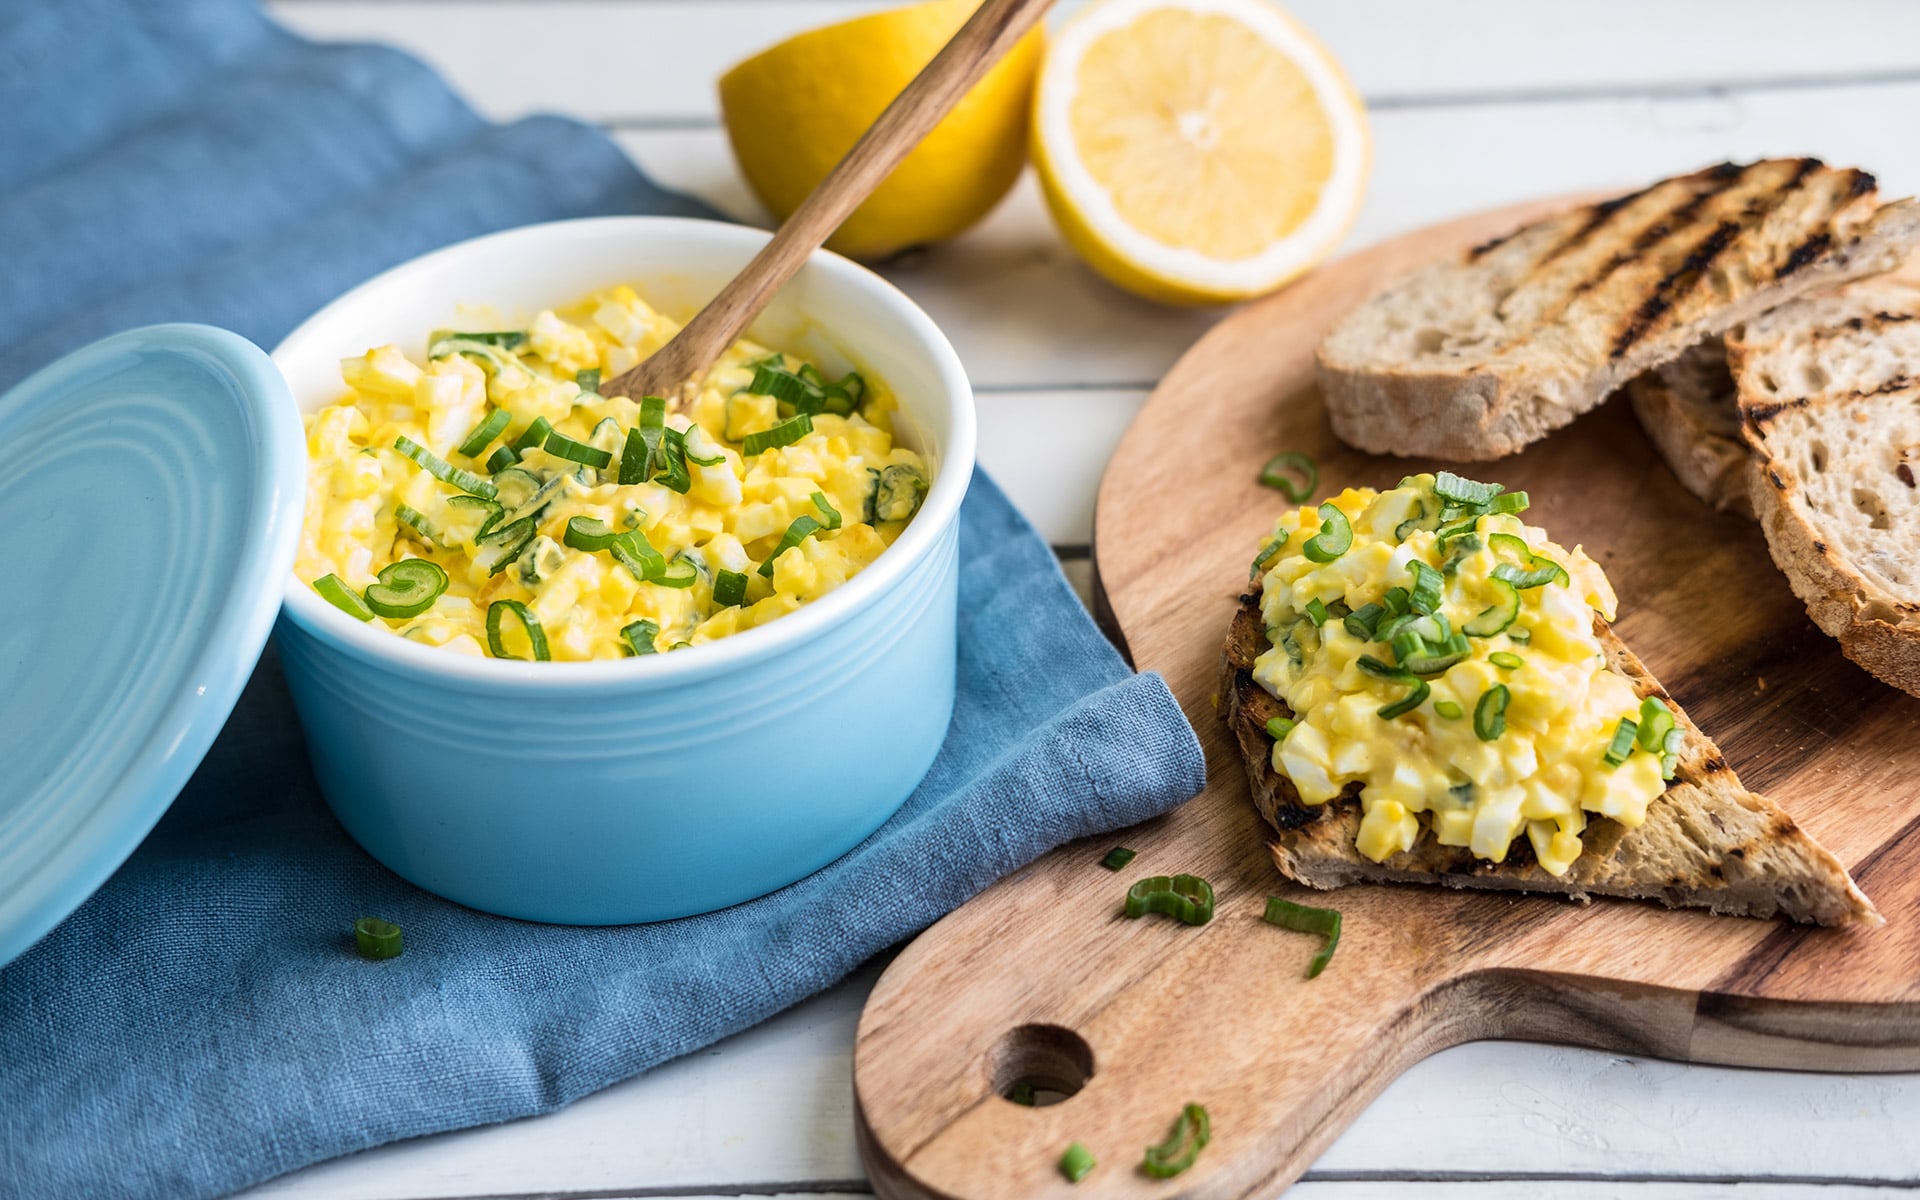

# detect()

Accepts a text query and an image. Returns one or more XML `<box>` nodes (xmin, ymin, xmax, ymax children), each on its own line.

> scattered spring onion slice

<box><xmin>1265</xmin><ymin>716</ymin><xmax>1295</xmax><ymax>740</ymax></box>
<box><xmin>622</xmin><ymin>618</ymin><xmax>660</xmax><ymax>656</ymax></box>
<box><xmin>1462</xmin><ymin>578</ymin><xmax>1520</xmax><ymax>637</ymax></box>
<box><xmin>455</xmin><ymin>409</ymin><xmax>510</xmax><ymax>458</ymax></box>
<box><xmin>1342</xmin><ymin>602</ymin><xmax>1382</xmax><ymax>641</ymax></box>
<box><xmin>1408</xmin><ymin>561</ymin><xmax>1444</xmax><ymax>615</ymax></box>
<box><xmin>393</xmin><ymin>436</ymin><xmax>496</xmax><ymax>499</ymax></box>
<box><xmin>543</xmin><ymin>428</ymin><xmax>613</xmax><ymax>470</ymax></box>
<box><xmin>1637</xmin><ymin>696</ymin><xmax>1677</xmax><ymax>752</ymax></box>
<box><xmin>575</xmin><ymin>368</ymin><xmax>601</xmax><ymax>394</ymax></box>
<box><xmin>1142</xmin><ymin>1103</ymin><xmax>1211</xmax><ymax>1179</ymax></box>
<box><xmin>445</xmin><ymin>494</ymin><xmax>502</xmax><ymax>542</ymax></box>
<box><xmin>1101</xmin><ymin>847</ymin><xmax>1137</xmax><ymax>871</ymax></box>
<box><xmin>485</xmin><ymin>599</ymin><xmax>550</xmax><ymax>661</ymax></box>
<box><xmin>1489</xmin><ymin>651</ymin><xmax>1524</xmax><ymax>670</ymax></box>
<box><xmin>1250</xmin><ymin>535</ymin><xmax>1286</xmax><ymax>579</ymax></box>
<box><xmin>1059</xmin><ymin>1142</ymin><xmax>1096</xmax><ymax>1184</ymax></box>
<box><xmin>1660</xmin><ymin>726</ymin><xmax>1684</xmax><ymax>780</ymax></box>
<box><xmin>1603</xmin><ymin>716</ymin><xmax>1639</xmax><ymax>767</ymax></box>
<box><xmin>1488</xmin><ymin>490</ymin><xmax>1530</xmax><ymax>514</ymax></box>
<box><xmin>1304</xmin><ymin>597</ymin><xmax>1329</xmax><ymax>627</ymax></box>
<box><xmin>812</xmin><ymin>491</ymin><xmax>843</xmax><ymax>530</ymax></box>
<box><xmin>313</xmin><ymin>574</ymin><xmax>374</xmax><ymax>621</ymax></box>
<box><xmin>712</xmin><ymin>569</ymin><xmax>749</xmax><ymax>608</ymax></box>
<box><xmin>484</xmin><ymin>445</ymin><xmax>517</xmax><ymax>474</ymax></box>
<box><xmin>509</xmin><ymin>417</ymin><xmax>554</xmax><ymax>455</ymax></box>
<box><xmin>686</xmin><ymin>443</ymin><xmax>726</xmax><ymax>467</ymax></box>
<box><xmin>743</xmin><ymin>413</ymin><xmax>813</xmax><ymax>457</ymax></box>
<box><xmin>363</xmin><ymin>559</ymin><xmax>448</xmax><ymax>619</ymax></box>
<box><xmin>1507</xmin><ymin>627</ymin><xmax>1532</xmax><ymax>644</ymax></box>
<box><xmin>353</xmin><ymin>916</ymin><xmax>403</xmax><ymax>961</ymax></box>
<box><xmin>428</xmin><ymin>329</ymin><xmax>525</xmax><ymax>350</ymax></box>
<box><xmin>563</xmin><ymin>516</ymin><xmax>618</xmax><ymax>552</ymax></box>
<box><xmin>1263</xmin><ymin>896</ymin><xmax>1342</xmax><ymax>978</ymax></box>
<box><xmin>1301</xmin><ymin>502</ymin><xmax>1352</xmax><ymax>563</ymax></box>
<box><xmin>1257</xmin><ymin>451</ymin><xmax>1317</xmax><ymax>502</ymax></box>
<box><xmin>473</xmin><ymin>516</ymin><xmax>535</xmax><ymax>576</ymax></box>
<box><xmin>1123</xmin><ymin>874</ymin><xmax>1214</xmax><ymax>926</ymax></box>
<box><xmin>1378</xmin><ymin>677</ymin><xmax>1430</xmax><ymax>720</ymax></box>
<box><xmin>1393</xmin><ymin>502</ymin><xmax>1427</xmax><ymax>542</ymax></box>
<box><xmin>758</xmin><ymin>515</ymin><xmax>823</xmax><ymax>578</ymax></box>
<box><xmin>1432</xmin><ymin>470</ymin><xmax>1502</xmax><ymax>507</ymax></box>
<box><xmin>1474</xmin><ymin>684</ymin><xmax>1510</xmax><ymax>741</ymax></box>
<box><xmin>1433</xmin><ymin>700</ymin><xmax>1463</xmax><ymax>720</ymax></box>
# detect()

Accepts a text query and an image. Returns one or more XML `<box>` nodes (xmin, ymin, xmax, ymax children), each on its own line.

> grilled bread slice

<box><xmin>1319</xmin><ymin>160</ymin><xmax>1920</xmax><ymax>461</ymax></box>
<box><xmin>1221</xmin><ymin>596</ymin><xmax>1878</xmax><ymax>925</ymax></box>
<box><xmin>1728</xmin><ymin>276</ymin><xmax>1920</xmax><ymax>696</ymax></box>
<box><xmin>1625</xmin><ymin>339</ymin><xmax>1753</xmax><ymax>517</ymax></box>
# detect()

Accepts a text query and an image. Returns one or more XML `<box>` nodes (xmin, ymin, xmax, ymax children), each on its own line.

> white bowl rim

<box><xmin>272</xmin><ymin>215</ymin><xmax>976</xmax><ymax>690</ymax></box>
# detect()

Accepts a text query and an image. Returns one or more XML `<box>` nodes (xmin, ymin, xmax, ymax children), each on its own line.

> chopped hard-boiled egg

<box><xmin>1250</xmin><ymin>473</ymin><xmax>1678</xmax><ymax>877</ymax></box>
<box><xmin>296</xmin><ymin>287</ymin><xmax>931</xmax><ymax>661</ymax></box>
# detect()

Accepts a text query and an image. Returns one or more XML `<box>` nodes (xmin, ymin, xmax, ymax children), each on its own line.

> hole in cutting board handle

<box><xmin>990</xmin><ymin>1023</ymin><xmax>1094</xmax><ymax>1108</ymax></box>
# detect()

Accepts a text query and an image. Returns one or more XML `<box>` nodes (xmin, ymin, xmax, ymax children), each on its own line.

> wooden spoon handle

<box><xmin>604</xmin><ymin>0</ymin><xmax>1055</xmax><ymax>402</ymax></box>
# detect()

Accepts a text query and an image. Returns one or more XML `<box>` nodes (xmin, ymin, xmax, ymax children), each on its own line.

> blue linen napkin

<box><xmin>0</xmin><ymin>1</ymin><xmax>1207</xmax><ymax>1197</ymax></box>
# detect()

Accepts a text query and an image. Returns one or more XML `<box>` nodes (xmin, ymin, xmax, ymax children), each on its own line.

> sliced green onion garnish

<box><xmin>1142</xmin><ymin>1103</ymin><xmax>1211</xmax><ymax>1179</ymax></box>
<box><xmin>812</xmin><ymin>490</ymin><xmax>843</xmax><ymax>530</ymax></box>
<box><xmin>1400</xmin><ymin>634</ymin><xmax>1469</xmax><ymax>677</ymax></box>
<box><xmin>1263</xmin><ymin>896</ymin><xmax>1342</xmax><ymax>977</ymax></box>
<box><xmin>758</xmin><ymin>514</ymin><xmax>823</xmax><ymax>578</ymax></box>
<box><xmin>686</xmin><ymin>444</ymin><xmax>727</xmax><ymax>467</ymax></box>
<box><xmin>713</xmin><ymin>568</ymin><xmax>749</xmax><ymax>608</ymax></box>
<box><xmin>1059</xmin><ymin>1142</ymin><xmax>1096</xmax><ymax>1184</ymax></box>
<box><xmin>1382</xmin><ymin>586</ymin><xmax>1410</xmax><ymax>617</ymax></box>
<box><xmin>1378</xmin><ymin>678</ymin><xmax>1430</xmax><ymax>719</ymax></box>
<box><xmin>1637</xmin><ymin>696</ymin><xmax>1677</xmax><ymax>751</ymax></box>
<box><xmin>394</xmin><ymin>436</ymin><xmax>496</xmax><ymax>499</ymax></box>
<box><xmin>1488</xmin><ymin>491</ymin><xmax>1529</xmax><ymax>514</ymax></box>
<box><xmin>509</xmin><ymin>416</ymin><xmax>554</xmax><ymax>455</ymax></box>
<box><xmin>1462</xmin><ymin>578</ymin><xmax>1520</xmax><ymax>637</ymax></box>
<box><xmin>1507</xmin><ymin>627</ymin><xmax>1532</xmax><ymax>644</ymax></box>
<box><xmin>428</xmin><ymin>329</ymin><xmax>525</xmax><ymax>350</ymax></box>
<box><xmin>655</xmin><ymin>427</ymin><xmax>692</xmax><ymax>494</ymax></box>
<box><xmin>353</xmin><ymin>916</ymin><xmax>403</xmax><ymax>961</ymax></box>
<box><xmin>1603</xmin><ymin>716</ymin><xmax>1639</xmax><ymax>767</ymax></box>
<box><xmin>427</xmin><ymin>335</ymin><xmax>525</xmax><ymax>375</ymax></box>
<box><xmin>1408</xmin><ymin>561</ymin><xmax>1444</xmax><ymax>615</ymax></box>
<box><xmin>743</xmin><ymin>413</ymin><xmax>813</xmax><ymax>456</ymax></box>
<box><xmin>622</xmin><ymin>618</ymin><xmax>660</xmax><ymax>656</ymax></box>
<box><xmin>563</xmin><ymin>516</ymin><xmax>618</xmax><ymax>552</ymax></box>
<box><xmin>618</xmin><ymin>426</ymin><xmax>650</xmax><ymax>486</ymax></box>
<box><xmin>611</xmin><ymin>528</ymin><xmax>664</xmax><ymax>580</ymax></box>
<box><xmin>363</xmin><ymin>559</ymin><xmax>448</xmax><ymax>619</ymax></box>
<box><xmin>313</xmin><ymin>574</ymin><xmax>374</xmax><ymax>621</ymax></box>
<box><xmin>1356</xmin><ymin>655</ymin><xmax>1406</xmax><ymax>679</ymax></box>
<box><xmin>446</xmin><ymin>494</ymin><xmax>504</xmax><ymax>541</ymax></box>
<box><xmin>1304</xmin><ymin>598</ymin><xmax>1329</xmax><ymax>627</ymax></box>
<box><xmin>1490</xmin><ymin>651</ymin><xmax>1524</xmax><ymax>670</ymax></box>
<box><xmin>1376</xmin><ymin>613</ymin><xmax>1418</xmax><ymax>644</ymax></box>
<box><xmin>653</xmin><ymin>555</ymin><xmax>699</xmax><ymax>589</ymax></box>
<box><xmin>543</xmin><ymin>428</ymin><xmax>613</xmax><ymax>470</ymax></box>
<box><xmin>1342</xmin><ymin>602</ymin><xmax>1382</xmax><ymax>640</ymax></box>
<box><xmin>1433</xmin><ymin>470</ymin><xmax>1502</xmax><ymax>506</ymax></box>
<box><xmin>576</xmin><ymin>368</ymin><xmax>601</xmax><ymax>394</ymax></box>
<box><xmin>1433</xmin><ymin>700</ymin><xmax>1463</xmax><ymax>719</ymax></box>
<box><xmin>1250</xmin><ymin>536</ymin><xmax>1286</xmax><ymax>578</ymax></box>
<box><xmin>1440</xmin><ymin>532</ymin><xmax>1483</xmax><ymax>575</ymax></box>
<box><xmin>1265</xmin><ymin>716</ymin><xmax>1295</xmax><ymax>740</ymax></box>
<box><xmin>394</xmin><ymin>504</ymin><xmax>438</xmax><ymax>544</ymax></box>
<box><xmin>1492</xmin><ymin>558</ymin><xmax>1569</xmax><ymax>590</ymax></box>
<box><xmin>1123</xmin><ymin>874</ymin><xmax>1214</xmax><ymax>926</ymax></box>
<box><xmin>473</xmin><ymin>516</ymin><xmax>536</xmax><ymax>576</ymax></box>
<box><xmin>484</xmin><ymin>445</ymin><xmax>518</xmax><ymax>474</ymax></box>
<box><xmin>1301</xmin><ymin>502</ymin><xmax>1352</xmax><ymax>563</ymax></box>
<box><xmin>1660</xmin><ymin>726</ymin><xmax>1684</xmax><ymax>780</ymax></box>
<box><xmin>1101</xmin><ymin>847</ymin><xmax>1137</xmax><ymax>871</ymax></box>
<box><xmin>455</xmin><ymin>409</ymin><xmax>511</xmax><ymax>458</ymax></box>
<box><xmin>485</xmin><ymin>599</ymin><xmax>550</xmax><ymax>661</ymax></box>
<box><xmin>1474</xmin><ymin>684</ymin><xmax>1510</xmax><ymax>741</ymax></box>
<box><xmin>744</xmin><ymin>359</ymin><xmax>818</xmax><ymax>407</ymax></box>
<box><xmin>1393</xmin><ymin>502</ymin><xmax>1427</xmax><ymax>542</ymax></box>
<box><xmin>1257</xmin><ymin>451</ymin><xmax>1317</xmax><ymax>501</ymax></box>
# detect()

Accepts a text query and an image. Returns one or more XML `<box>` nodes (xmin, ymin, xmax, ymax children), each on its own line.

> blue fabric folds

<box><xmin>0</xmin><ymin>2</ymin><xmax>1207</xmax><ymax>1197</ymax></box>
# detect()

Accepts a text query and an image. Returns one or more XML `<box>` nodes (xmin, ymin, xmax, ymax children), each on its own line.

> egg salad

<box><xmin>295</xmin><ymin>286</ymin><xmax>931</xmax><ymax>660</ymax></box>
<box><xmin>1250</xmin><ymin>473</ymin><xmax>1683</xmax><ymax>876</ymax></box>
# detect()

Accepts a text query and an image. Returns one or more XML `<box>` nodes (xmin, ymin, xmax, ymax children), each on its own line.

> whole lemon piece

<box><xmin>719</xmin><ymin>0</ymin><xmax>1044</xmax><ymax>261</ymax></box>
<box><xmin>1031</xmin><ymin>0</ymin><xmax>1370</xmax><ymax>305</ymax></box>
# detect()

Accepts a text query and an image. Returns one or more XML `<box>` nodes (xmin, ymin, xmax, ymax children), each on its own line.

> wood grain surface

<box><xmin>852</xmin><ymin>196</ymin><xmax>1920</xmax><ymax>1199</ymax></box>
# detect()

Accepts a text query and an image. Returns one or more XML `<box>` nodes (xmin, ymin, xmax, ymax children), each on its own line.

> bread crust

<box><xmin>1221</xmin><ymin>595</ymin><xmax>1878</xmax><ymax>925</ymax></box>
<box><xmin>1729</xmin><ymin>277</ymin><xmax>1920</xmax><ymax>697</ymax></box>
<box><xmin>1318</xmin><ymin>160</ymin><xmax>1920</xmax><ymax>462</ymax></box>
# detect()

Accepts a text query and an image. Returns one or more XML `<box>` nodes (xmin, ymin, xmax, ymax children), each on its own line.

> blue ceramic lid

<box><xmin>0</xmin><ymin>325</ymin><xmax>303</xmax><ymax>970</ymax></box>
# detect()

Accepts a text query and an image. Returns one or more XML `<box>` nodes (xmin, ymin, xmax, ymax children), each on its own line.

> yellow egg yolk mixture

<box><xmin>1250</xmin><ymin>473</ymin><xmax>1679</xmax><ymax>876</ymax></box>
<box><xmin>296</xmin><ymin>286</ymin><xmax>931</xmax><ymax>660</ymax></box>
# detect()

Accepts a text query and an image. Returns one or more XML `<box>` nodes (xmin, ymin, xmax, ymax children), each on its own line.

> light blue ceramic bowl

<box><xmin>271</xmin><ymin>218</ymin><xmax>973</xmax><ymax>924</ymax></box>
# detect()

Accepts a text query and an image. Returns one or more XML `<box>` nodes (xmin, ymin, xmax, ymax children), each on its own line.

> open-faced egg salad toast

<box><xmin>1221</xmin><ymin>472</ymin><xmax>1878</xmax><ymax>925</ymax></box>
<box><xmin>296</xmin><ymin>286</ymin><xmax>930</xmax><ymax>660</ymax></box>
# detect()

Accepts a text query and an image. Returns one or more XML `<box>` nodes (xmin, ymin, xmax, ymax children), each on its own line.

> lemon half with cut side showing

<box><xmin>1032</xmin><ymin>0</ymin><xmax>1370</xmax><ymax>305</ymax></box>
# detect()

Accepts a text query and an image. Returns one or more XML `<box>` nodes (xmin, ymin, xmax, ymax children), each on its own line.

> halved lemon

<box><xmin>1031</xmin><ymin>0</ymin><xmax>1370</xmax><ymax>305</ymax></box>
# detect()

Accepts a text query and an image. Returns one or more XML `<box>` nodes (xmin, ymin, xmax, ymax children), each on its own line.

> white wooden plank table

<box><xmin>254</xmin><ymin>3</ymin><xmax>1920</xmax><ymax>1195</ymax></box>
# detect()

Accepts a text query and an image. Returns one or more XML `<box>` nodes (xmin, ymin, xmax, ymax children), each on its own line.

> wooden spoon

<box><xmin>602</xmin><ymin>0</ymin><xmax>1055</xmax><ymax>405</ymax></box>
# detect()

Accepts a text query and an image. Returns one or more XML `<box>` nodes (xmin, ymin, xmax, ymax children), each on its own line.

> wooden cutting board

<box><xmin>852</xmin><ymin>196</ymin><xmax>1920</xmax><ymax>1198</ymax></box>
